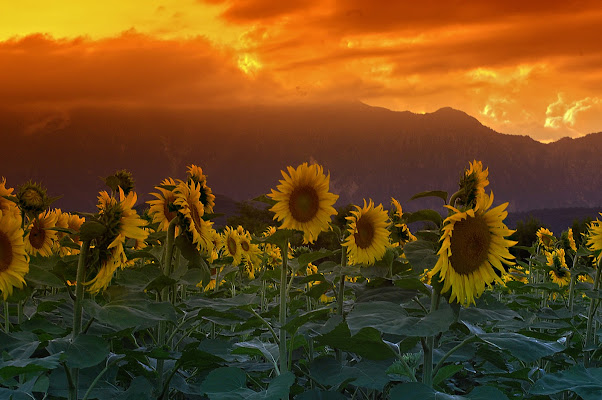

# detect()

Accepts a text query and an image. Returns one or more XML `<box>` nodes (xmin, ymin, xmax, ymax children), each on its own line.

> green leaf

<box><xmin>283</xmin><ymin>308</ymin><xmax>330</xmax><ymax>334</ymax></box>
<box><xmin>232</xmin><ymin>339</ymin><xmax>279</xmax><ymax>368</ymax></box>
<box><xmin>47</xmin><ymin>334</ymin><xmax>109</xmax><ymax>368</ymax></box>
<box><xmin>79</xmin><ymin>221</ymin><xmax>106</xmax><ymax>241</ymax></box>
<box><xmin>26</xmin><ymin>264</ymin><xmax>67</xmax><ymax>288</ymax></box>
<box><xmin>295</xmin><ymin>389</ymin><xmax>348</xmax><ymax>400</ymax></box>
<box><xmin>389</xmin><ymin>382</ymin><xmax>466</xmax><ymax>399</ymax></box>
<box><xmin>246</xmin><ymin>371</ymin><xmax>295</xmax><ymax>400</ymax></box>
<box><xmin>0</xmin><ymin>354</ymin><xmax>63</xmax><ymax>379</ymax></box>
<box><xmin>298</xmin><ymin>250</ymin><xmax>336</xmax><ymax>267</ymax></box>
<box><xmin>433</xmin><ymin>364</ymin><xmax>463</xmax><ymax>386</ymax></box>
<box><xmin>403</xmin><ymin>240</ymin><xmax>439</xmax><ymax>272</ymax></box>
<box><xmin>143</xmin><ymin>274</ymin><xmax>177</xmax><ymax>293</ymax></box>
<box><xmin>405</xmin><ymin>210</ymin><xmax>442</xmax><ymax>226</ymax></box>
<box><xmin>466</xmin><ymin>386</ymin><xmax>509</xmax><ymax>400</ymax></box>
<box><xmin>476</xmin><ymin>332</ymin><xmax>566</xmax><ymax>363</ymax></box>
<box><xmin>199</xmin><ymin>367</ymin><xmax>255</xmax><ymax>399</ymax></box>
<box><xmin>410</xmin><ymin>191</ymin><xmax>448</xmax><ymax>203</ymax></box>
<box><xmin>82</xmin><ymin>297</ymin><xmax>177</xmax><ymax>331</ymax></box>
<box><xmin>347</xmin><ymin>302</ymin><xmax>454</xmax><ymax>337</ymax></box>
<box><xmin>316</xmin><ymin>318</ymin><xmax>396</xmax><ymax>360</ymax></box>
<box><xmin>530</xmin><ymin>365</ymin><xmax>602</xmax><ymax>400</ymax></box>
<box><xmin>309</xmin><ymin>358</ymin><xmax>392</xmax><ymax>391</ymax></box>
<box><xmin>254</xmin><ymin>229</ymin><xmax>297</xmax><ymax>249</ymax></box>
<box><xmin>253</xmin><ymin>194</ymin><xmax>277</xmax><ymax>207</ymax></box>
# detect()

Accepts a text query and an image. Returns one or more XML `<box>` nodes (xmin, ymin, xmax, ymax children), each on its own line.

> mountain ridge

<box><xmin>1</xmin><ymin>102</ymin><xmax>601</xmax><ymax>213</ymax></box>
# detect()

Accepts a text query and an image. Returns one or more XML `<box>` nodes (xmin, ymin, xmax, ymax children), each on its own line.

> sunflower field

<box><xmin>0</xmin><ymin>161</ymin><xmax>601</xmax><ymax>400</ymax></box>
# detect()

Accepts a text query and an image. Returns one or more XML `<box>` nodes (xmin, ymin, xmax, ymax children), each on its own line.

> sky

<box><xmin>1</xmin><ymin>0</ymin><xmax>602</xmax><ymax>142</ymax></box>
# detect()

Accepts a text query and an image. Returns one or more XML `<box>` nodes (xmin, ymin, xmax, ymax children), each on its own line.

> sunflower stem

<box><xmin>584</xmin><ymin>257</ymin><xmax>602</xmax><ymax>367</ymax></box>
<box><xmin>568</xmin><ymin>254</ymin><xmax>579</xmax><ymax>313</ymax></box>
<box><xmin>423</xmin><ymin>284</ymin><xmax>441</xmax><ymax>387</ymax></box>
<box><xmin>447</xmin><ymin>189</ymin><xmax>463</xmax><ymax>208</ymax></box>
<box><xmin>158</xmin><ymin>216</ymin><xmax>178</xmax><ymax>391</ymax></box>
<box><xmin>278</xmin><ymin>238</ymin><xmax>289</xmax><ymax>374</ymax></box>
<box><xmin>71</xmin><ymin>240</ymin><xmax>90</xmax><ymax>400</ymax></box>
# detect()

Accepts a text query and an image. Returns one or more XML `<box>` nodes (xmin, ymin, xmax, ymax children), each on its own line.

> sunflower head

<box><xmin>103</xmin><ymin>170</ymin><xmax>135</xmax><ymax>195</ymax></box>
<box><xmin>222</xmin><ymin>226</ymin><xmax>242</xmax><ymax>265</ymax></box>
<box><xmin>147</xmin><ymin>177</ymin><xmax>179</xmax><ymax>232</ymax></box>
<box><xmin>457</xmin><ymin>160</ymin><xmax>489</xmax><ymax>208</ymax></box>
<box><xmin>536</xmin><ymin>227</ymin><xmax>556</xmax><ymax>251</ymax></box>
<box><xmin>186</xmin><ymin>164</ymin><xmax>215</xmax><ymax>213</ymax></box>
<box><xmin>560</xmin><ymin>229</ymin><xmax>577</xmax><ymax>252</ymax></box>
<box><xmin>343</xmin><ymin>199</ymin><xmax>391</xmax><ymax>266</ymax></box>
<box><xmin>16</xmin><ymin>181</ymin><xmax>54</xmax><ymax>217</ymax></box>
<box><xmin>586</xmin><ymin>215</ymin><xmax>602</xmax><ymax>264</ymax></box>
<box><xmin>432</xmin><ymin>192</ymin><xmax>517</xmax><ymax>306</ymax></box>
<box><xmin>549</xmin><ymin>268</ymin><xmax>571</xmax><ymax>287</ymax></box>
<box><xmin>389</xmin><ymin>198</ymin><xmax>416</xmax><ymax>246</ymax></box>
<box><xmin>0</xmin><ymin>210</ymin><xmax>29</xmax><ymax>300</ymax></box>
<box><xmin>269</xmin><ymin>162</ymin><xmax>339</xmax><ymax>244</ymax></box>
<box><xmin>24</xmin><ymin>210</ymin><xmax>59</xmax><ymax>257</ymax></box>
<box><xmin>0</xmin><ymin>178</ymin><xmax>19</xmax><ymax>219</ymax></box>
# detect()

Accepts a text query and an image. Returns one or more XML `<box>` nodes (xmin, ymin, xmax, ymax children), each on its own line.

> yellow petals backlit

<box><xmin>343</xmin><ymin>199</ymin><xmax>391</xmax><ymax>266</ymax></box>
<box><xmin>269</xmin><ymin>163</ymin><xmax>338</xmax><ymax>244</ymax></box>
<box><xmin>0</xmin><ymin>210</ymin><xmax>29</xmax><ymax>300</ymax></box>
<box><xmin>24</xmin><ymin>210</ymin><xmax>58</xmax><ymax>257</ymax></box>
<box><xmin>432</xmin><ymin>192</ymin><xmax>517</xmax><ymax>306</ymax></box>
<box><xmin>587</xmin><ymin>215</ymin><xmax>602</xmax><ymax>264</ymax></box>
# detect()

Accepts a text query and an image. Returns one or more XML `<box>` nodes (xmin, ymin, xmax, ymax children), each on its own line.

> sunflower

<box><xmin>67</xmin><ymin>213</ymin><xmax>85</xmax><ymax>255</ymax></box>
<box><xmin>24</xmin><ymin>210</ymin><xmax>58</xmax><ymax>257</ymax></box>
<box><xmin>0</xmin><ymin>178</ymin><xmax>19</xmax><ymax>219</ymax></box>
<box><xmin>457</xmin><ymin>160</ymin><xmax>489</xmax><ymax>207</ymax></box>
<box><xmin>147</xmin><ymin>177</ymin><xmax>179</xmax><ymax>232</ymax></box>
<box><xmin>432</xmin><ymin>192</ymin><xmax>517</xmax><ymax>306</ymax></box>
<box><xmin>237</xmin><ymin>226</ymin><xmax>261</xmax><ymax>268</ymax></box>
<box><xmin>343</xmin><ymin>199</ymin><xmax>391</xmax><ymax>266</ymax></box>
<box><xmin>86</xmin><ymin>243</ymin><xmax>127</xmax><ymax>294</ymax></box>
<box><xmin>98</xmin><ymin>188</ymin><xmax>148</xmax><ymax>250</ymax></box>
<box><xmin>0</xmin><ymin>210</ymin><xmax>29</xmax><ymax>300</ymax></box>
<box><xmin>269</xmin><ymin>163</ymin><xmax>339</xmax><ymax>243</ymax></box>
<box><xmin>587</xmin><ymin>215</ymin><xmax>602</xmax><ymax>263</ymax></box>
<box><xmin>52</xmin><ymin>209</ymin><xmax>71</xmax><ymax>256</ymax></box>
<box><xmin>567</xmin><ymin>228</ymin><xmax>577</xmax><ymax>251</ymax></box>
<box><xmin>504</xmin><ymin>267</ymin><xmax>529</xmax><ymax>284</ymax></box>
<box><xmin>536</xmin><ymin>228</ymin><xmax>555</xmax><ymax>251</ymax></box>
<box><xmin>222</xmin><ymin>226</ymin><xmax>242</xmax><ymax>265</ymax></box>
<box><xmin>187</xmin><ymin>164</ymin><xmax>215</xmax><ymax>213</ymax></box>
<box><xmin>174</xmin><ymin>181</ymin><xmax>214</xmax><ymax>253</ymax></box>
<box><xmin>549</xmin><ymin>269</ymin><xmax>571</xmax><ymax>287</ymax></box>
<box><xmin>390</xmin><ymin>198</ymin><xmax>416</xmax><ymax>246</ymax></box>
<box><xmin>16</xmin><ymin>181</ymin><xmax>51</xmax><ymax>217</ymax></box>
<box><xmin>208</xmin><ymin>228</ymin><xmax>222</xmax><ymax>263</ymax></box>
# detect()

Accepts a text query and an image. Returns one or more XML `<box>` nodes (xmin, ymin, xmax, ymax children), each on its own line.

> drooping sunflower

<box><xmin>545</xmin><ymin>248</ymin><xmax>570</xmax><ymax>287</ymax></box>
<box><xmin>536</xmin><ymin>227</ymin><xmax>555</xmax><ymax>251</ymax></box>
<box><xmin>67</xmin><ymin>213</ymin><xmax>85</xmax><ymax>255</ymax></box>
<box><xmin>187</xmin><ymin>164</ymin><xmax>216</xmax><ymax>214</ymax></box>
<box><xmin>24</xmin><ymin>210</ymin><xmax>58</xmax><ymax>257</ymax></box>
<box><xmin>567</xmin><ymin>228</ymin><xmax>577</xmax><ymax>252</ymax></box>
<box><xmin>222</xmin><ymin>226</ymin><xmax>242</xmax><ymax>265</ymax></box>
<box><xmin>343</xmin><ymin>199</ymin><xmax>391</xmax><ymax>266</ymax></box>
<box><xmin>269</xmin><ymin>163</ymin><xmax>339</xmax><ymax>244</ymax></box>
<box><xmin>52</xmin><ymin>209</ymin><xmax>71</xmax><ymax>256</ymax></box>
<box><xmin>86</xmin><ymin>243</ymin><xmax>128</xmax><ymax>294</ymax></box>
<box><xmin>147</xmin><ymin>178</ymin><xmax>179</xmax><ymax>232</ymax></box>
<box><xmin>457</xmin><ymin>160</ymin><xmax>489</xmax><ymax>207</ymax></box>
<box><xmin>0</xmin><ymin>210</ymin><xmax>29</xmax><ymax>300</ymax></box>
<box><xmin>98</xmin><ymin>188</ymin><xmax>148</xmax><ymax>250</ymax></box>
<box><xmin>174</xmin><ymin>181</ymin><xmax>214</xmax><ymax>254</ymax></box>
<box><xmin>586</xmin><ymin>215</ymin><xmax>602</xmax><ymax>264</ymax></box>
<box><xmin>390</xmin><ymin>197</ymin><xmax>416</xmax><ymax>246</ymax></box>
<box><xmin>208</xmin><ymin>228</ymin><xmax>223</xmax><ymax>263</ymax></box>
<box><xmin>432</xmin><ymin>192</ymin><xmax>517</xmax><ymax>306</ymax></box>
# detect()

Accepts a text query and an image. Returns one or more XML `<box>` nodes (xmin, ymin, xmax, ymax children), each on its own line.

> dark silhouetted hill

<box><xmin>1</xmin><ymin>102</ymin><xmax>601</xmax><ymax>216</ymax></box>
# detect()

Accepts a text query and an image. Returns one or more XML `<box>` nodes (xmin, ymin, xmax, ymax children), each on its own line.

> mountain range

<box><xmin>1</xmin><ymin>102</ymin><xmax>601</xmax><ymax>219</ymax></box>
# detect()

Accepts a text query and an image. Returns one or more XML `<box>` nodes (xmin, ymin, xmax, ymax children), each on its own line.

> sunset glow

<box><xmin>2</xmin><ymin>1</ymin><xmax>602</xmax><ymax>142</ymax></box>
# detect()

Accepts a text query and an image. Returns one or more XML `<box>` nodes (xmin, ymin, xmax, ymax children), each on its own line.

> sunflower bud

<box><xmin>16</xmin><ymin>181</ymin><xmax>54</xmax><ymax>217</ymax></box>
<box><xmin>103</xmin><ymin>170</ymin><xmax>135</xmax><ymax>195</ymax></box>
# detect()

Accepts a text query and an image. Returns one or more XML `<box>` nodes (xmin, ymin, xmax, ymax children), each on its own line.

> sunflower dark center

<box><xmin>190</xmin><ymin>204</ymin><xmax>203</xmax><ymax>233</ymax></box>
<box><xmin>289</xmin><ymin>186</ymin><xmax>319</xmax><ymax>223</ymax></box>
<box><xmin>163</xmin><ymin>194</ymin><xmax>177</xmax><ymax>222</ymax></box>
<box><xmin>555</xmin><ymin>269</ymin><xmax>567</xmax><ymax>278</ymax></box>
<box><xmin>241</xmin><ymin>240</ymin><xmax>250</xmax><ymax>252</ymax></box>
<box><xmin>449</xmin><ymin>215</ymin><xmax>491</xmax><ymax>275</ymax></box>
<box><xmin>354</xmin><ymin>215</ymin><xmax>375</xmax><ymax>249</ymax></box>
<box><xmin>227</xmin><ymin>236</ymin><xmax>237</xmax><ymax>256</ymax></box>
<box><xmin>0</xmin><ymin>231</ymin><xmax>13</xmax><ymax>272</ymax></box>
<box><xmin>29</xmin><ymin>219</ymin><xmax>46</xmax><ymax>249</ymax></box>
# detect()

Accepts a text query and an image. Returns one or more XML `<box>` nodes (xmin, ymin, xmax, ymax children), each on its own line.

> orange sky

<box><xmin>2</xmin><ymin>0</ymin><xmax>602</xmax><ymax>142</ymax></box>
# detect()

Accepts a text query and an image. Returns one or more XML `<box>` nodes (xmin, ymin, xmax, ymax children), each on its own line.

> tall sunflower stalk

<box><xmin>268</xmin><ymin>162</ymin><xmax>339</xmax><ymax>373</ymax></box>
<box><xmin>584</xmin><ymin>216</ymin><xmax>602</xmax><ymax>367</ymax></box>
